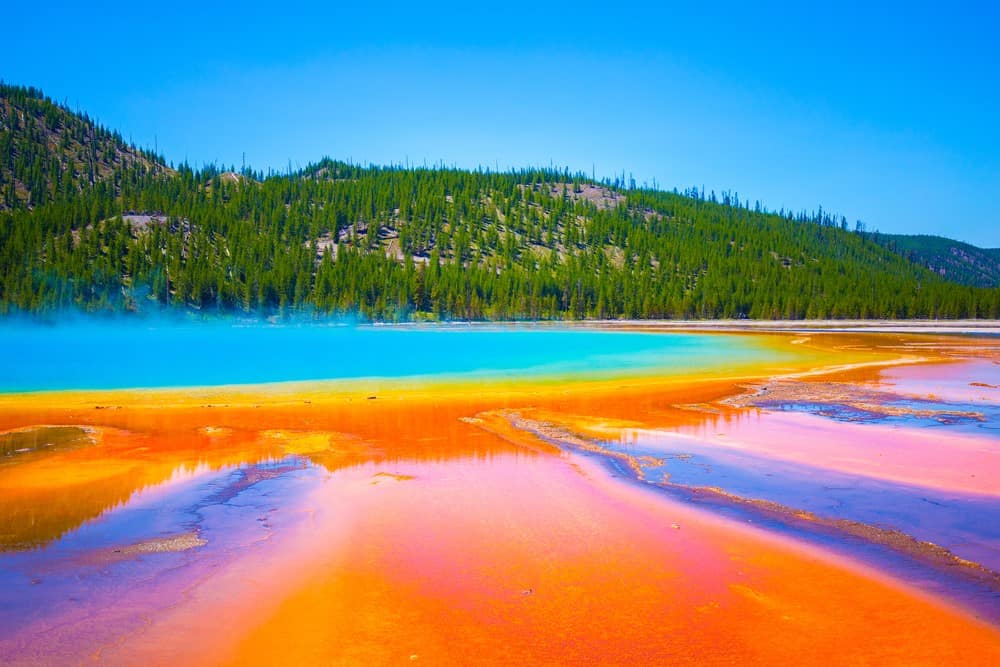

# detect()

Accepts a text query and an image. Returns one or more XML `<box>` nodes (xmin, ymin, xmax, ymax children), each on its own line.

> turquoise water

<box><xmin>0</xmin><ymin>321</ymin><xmax>784</xmax><ymax>392</ymax></box>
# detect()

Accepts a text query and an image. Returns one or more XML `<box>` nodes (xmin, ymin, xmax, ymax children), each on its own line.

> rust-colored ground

<box><xmin>0</xmin><ymin>332</ymin><xmax>998</xmax><ymax>665</ymax></box>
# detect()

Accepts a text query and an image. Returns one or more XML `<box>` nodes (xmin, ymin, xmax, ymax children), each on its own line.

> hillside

<box><xmin>1</xmin><ymin>85</ymin><xmax>998</xmax><ymax>320</ymax></box>
<box><xmin>877</xmin><ymin>234</ymin><xmax>1000</xmax><ymax>288</ymax></box>
<box><xmin>0</xmin><ymin>82</ymin><xmax>171</xmax><ymax>209</ymax></box>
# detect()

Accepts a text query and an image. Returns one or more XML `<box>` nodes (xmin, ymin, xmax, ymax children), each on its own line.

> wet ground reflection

<box><xmin>1</xmin><ymin>331</ymin><xmax>998</xmax><ymax>664</ymax></box>
<box><xmin>482</xmin><ymin>348</ymin><xmax>1000</xmax><ymax>623</ymax></box>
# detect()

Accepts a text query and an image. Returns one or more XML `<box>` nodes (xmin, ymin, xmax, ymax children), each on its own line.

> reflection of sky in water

<box><xmin>762</xmin><ymin>358</ymin><xmax>1000</xmax><ymax>435</ymax></box>
<box><xmin>587</xmin><ymin>356</ymin><xmax>1000</xmax><ymax>577</ymax></box>
<box><xmin>0</xmin><ymin>457</ymin><xmax>324</xmax><ymax>639</ymax></box>
<box><xmin>0</xmin><ymin>448</ymin><xmax>542</xmax><ymax>655</ymax></box>
<box><xmin>880</xmin><ymin>359</ymin><xmax>1000</xmax><ymax>405</ymax></box>
<box><xmin>757</xmin><ymin>397</ymin><xmax>998</xmax><ymax>435</ymax></box>
<box><xmin>589</xmin><ymin>353</ymin><xmax>1000</xmax><ymax>574</ymax></box>
<box><xmin>0</xmin><ymin>322</ymin><xmax>790</xmax><ymax>392</ymax></box>
<box><xmin>610</xmin><ymin>431</ymin><xmax>1000</xmax><ymax>571</ymax></box>
<box><xmin>572</xmin><ymin>416</ymin><xmax>1000</xmax><ymax>624</ymax></box>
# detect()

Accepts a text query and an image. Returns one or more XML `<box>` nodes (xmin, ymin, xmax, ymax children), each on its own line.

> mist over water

<box><xmin>0</xmin><ymin>318</ymin><xmax>782</xmax><ymax>392</ymax></box>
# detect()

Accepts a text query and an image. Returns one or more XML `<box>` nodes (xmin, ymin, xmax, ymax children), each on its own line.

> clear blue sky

<box><xmin>6</xmin><ymin>1</ymin><xmax>999</xmax><ymax>246</ymax></box>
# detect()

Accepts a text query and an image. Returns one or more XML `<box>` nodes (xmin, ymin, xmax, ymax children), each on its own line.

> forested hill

<box><xmin>876</xmin><ymin>234</ymin><xmax>1000</xmax><ymax>289</ymax></box>
<box><xmin>1</xmin><ymin>85</ymin><xmax>998</xmax><ymax>320</ymax></box>
<box><xmin>0</xmin><ymin>83</ymin><xmax>170</xmax><ymax>209</ymax></box>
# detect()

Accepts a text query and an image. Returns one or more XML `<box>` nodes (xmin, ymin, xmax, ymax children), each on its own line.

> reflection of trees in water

<box><xmin>0</xmin><ymin>425</ymin><xmax>93</xmax><ymax>458</ymax></box>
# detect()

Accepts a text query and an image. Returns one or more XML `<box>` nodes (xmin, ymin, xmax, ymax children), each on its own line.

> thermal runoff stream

<box><xmin>1</xmin><ymin>321</ymin><xmax>998</xmax><ymax>665</ymax></box>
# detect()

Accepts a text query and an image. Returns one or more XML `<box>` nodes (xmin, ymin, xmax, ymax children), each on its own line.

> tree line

<box><xmin>1</xmin><ymin>84</ymin><xmax>997</xmax><ymax>320</ymax></box>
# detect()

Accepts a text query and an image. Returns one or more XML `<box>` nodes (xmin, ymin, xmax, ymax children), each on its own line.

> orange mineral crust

<box><xmin>105</xmin><ymin>439</ymin><xmax>999</xmax><ymax>666</ymax></box>
<box><xmin>1</xmin><ymin>331</ymin><xmax>998</xmax><ymax>665</ymax></box>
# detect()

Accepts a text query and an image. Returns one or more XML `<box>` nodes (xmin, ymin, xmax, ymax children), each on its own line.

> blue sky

<box><xmin>6</xmin><ymin>1</ymin><xmax>999</xmax><ymax>246</ymax></box>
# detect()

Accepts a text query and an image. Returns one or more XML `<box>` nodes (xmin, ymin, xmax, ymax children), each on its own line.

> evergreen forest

<box><xmin>2</xmin><ymin>83</ymin><xmax>998</xmax><ymax>320</ymax></box>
